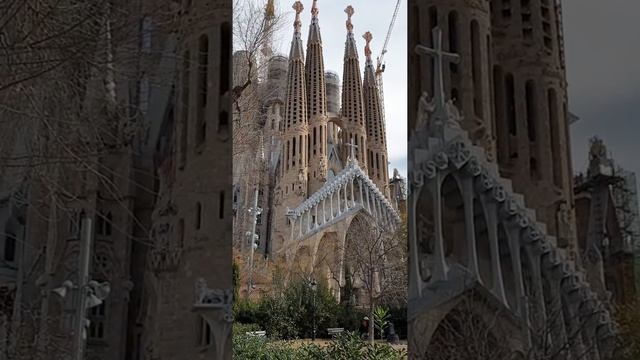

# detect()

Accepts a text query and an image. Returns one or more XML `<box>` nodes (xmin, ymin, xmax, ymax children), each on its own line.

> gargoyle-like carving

<box><xmin>194</xmin><ymin>278</ymin><xmax>233</xmax><ymax>306</ymax></box>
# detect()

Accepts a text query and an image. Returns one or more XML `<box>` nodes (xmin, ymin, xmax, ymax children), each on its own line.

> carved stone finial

<box><xmin>293</xmin><ymin>1</ymin><xmax>304</xmax><ymax>32</ymax></box>
<box><xmin>363</xmin><ymin>31</ymin><xmax>373</xmax><ymax>59</ymax></box>
<box><xmin>345</xmin><ymin>5</ymin><xmax>354</xmax><ymax>32</ymax></box>
<box><xmin>346</xmin><ymin>138</ymin><xmax>358</xmax><ymax>163</ymax></box>
<box><xmin>311</xmin><ymin>0</ymin><xmax>319</xmax><ymax>18</ymax></box>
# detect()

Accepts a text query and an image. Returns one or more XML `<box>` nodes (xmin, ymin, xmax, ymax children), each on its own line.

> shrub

<box><xmin>232</xmin><ymin>330</ymin><xmax>407</xmax><ymax>359</ymax></box>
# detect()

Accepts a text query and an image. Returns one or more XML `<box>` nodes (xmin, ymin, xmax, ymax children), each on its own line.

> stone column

<box><xmin>432</xmin><ymin>174</ymin><xmax>448</xmax><ymax>281</ymax></box>
<box><xmin>462</xmin><ymin>178</ymin><xmax>479</xmax><ymax>278</ymax></box>
<box><xmin>484</xmin><ymin>199</ymin><xmax>507</xmax><ymax>304</ymax></box>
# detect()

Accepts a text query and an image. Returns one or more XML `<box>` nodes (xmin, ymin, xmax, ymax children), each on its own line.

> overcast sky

<box><xmin>270</xmin><ymin>0</ymin><xmax>408</xmax><ymax>177</ymax></box>
<box><xmin>563</xmin><ymin>0</ymin><xmax>640</xmax><ymax>194</ymax></box>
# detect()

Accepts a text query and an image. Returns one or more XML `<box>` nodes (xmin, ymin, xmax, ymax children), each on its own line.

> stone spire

<box><xmin>340</xmin><ymin>5</ymin><xmax>367</xmax><ymax>170</ymax></box>
<box><xmin>289</xmin><ymin>1</ymin><xmax>305</xmax><ymax>61</ymax></box>
<box><xmin>362</xmin><ymin>31</ymin><xmax>389</xmax><ymax>196</ymax></box>
<box><xmin>285</xmin><ymin>0</ymin><xmax>307</xmax><ymax>129</ymax></box>
<box><xmin>305</xmin><ymin>0</ymin><xmax>328</xmax><ymax>193</ymax></box>
<box><xmin>278</xmin><ymin>1</ymin><xmax>308</xmax><ymax>202</ymax></box>
<box><xmin>305</xmin><ymin>0</ymin><xmax>326</xmax><ymax>117</ymax></box>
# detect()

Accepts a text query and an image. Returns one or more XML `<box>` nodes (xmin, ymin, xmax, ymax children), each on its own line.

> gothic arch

<box><xmin>423</xmin><ymin>289</ymin><xmax>521</xmax><ymax>360</ymax></box>
<box><xmin>474</xmin><ymin>196</ymin><xmax>493</xmax><ymax>289</ymax></box>
<box><xmin>441</xmin><ymin>174</ymin><xmax>467</xmax><ymax>266</ymax></box>
<box><xmin>498</xmin><ymin>222</ymin><xmax>517</xmax><ymax>310</ymax></box>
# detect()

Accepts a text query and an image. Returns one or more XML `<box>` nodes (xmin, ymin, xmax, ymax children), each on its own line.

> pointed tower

<box><xmin>340</xmin><ymin>6</ymin><xmax>367</xmax><ymax>170</ymax></box>
<box><xmin>362</xmin><ymin>31</ymin><xmax>390</xmax><ymax>197</ymax></box>
<box><xmin>305</xmin><ymin>0</ymin><xmax>329</xmax><ymax>193</ymax></box>
<box><xmin>277</xmin><ymin>1</ymin><xmax>309</xmax><ymax>213</ymax></box>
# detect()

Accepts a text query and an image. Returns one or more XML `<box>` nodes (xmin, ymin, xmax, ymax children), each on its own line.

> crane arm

<box><xmin>376</xmin><ymin>0</ymin><xmax>401</xmax><ymax>74</ymax></box>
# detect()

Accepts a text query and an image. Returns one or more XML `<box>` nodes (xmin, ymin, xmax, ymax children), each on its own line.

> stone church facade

<box><xmin>0</xmin><ymin>0</ymin><xmax>233</xmax><ymax>359</ymax></box>
<box><xmin>233</xmin><ymin>1</ymin><xmax>402</xmax><ymax>300</ymax></box>
<box><xmin>409</xmin><ymin>0</ymin><xmax>619</xmax><ymax>358</ymax></box>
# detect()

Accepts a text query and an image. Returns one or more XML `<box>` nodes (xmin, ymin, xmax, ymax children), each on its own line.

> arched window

<box><xmin>219</xmin><ymin>23</ymin><xmax>231</xmax><ymax>95</ymax></box>
<box><xmin>219</xmin><ymin>191</ymin><xmax>225</xmax><ymax>220</ymax></box>
<box><xmin>218</xmin><ymin>22</ymin><xmax>231</xmax><ymax>141</ymax></box>
<box><xmin>196</xmin><ymin>34</ymin><xmax>208</xmax><ymax>146</ymax></box>
<box><xmin>180</xmin><ymin>50</ymin><xmax>190</xmax><ymax>168</ymax></box>
<box><xmin>195</xmin><ymin>202</ymin><xmax>202</xmax><ymax>230</ymax></box>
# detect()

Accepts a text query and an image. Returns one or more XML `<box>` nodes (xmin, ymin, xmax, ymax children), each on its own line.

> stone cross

<box><xmin>345</xmin><ymin>138</ymin><xmax>358</xmax><ymax>161</ymax></box>
<box><xmin>311</xmin><ymin>0</ymin><xmax>319</xmax><ymax>18</ymax></box>
<box><xmin>293</xmin><ymin>1</ymin><xmax>304</xmax><ymax>32</ymax></box>
<box><xmin>415</xmin><ymin>27</ymin><xmax>460</xmax><ymax>114</ymax></box>
<box><xmin>363</xmin><ymin>31</ymin><xmax>373</xmax><ymax>59</ymax></box>
<box><xmin>345</xmin><ymin>5</ymin><xmax>354</xmax><ymax>32</ymax></box>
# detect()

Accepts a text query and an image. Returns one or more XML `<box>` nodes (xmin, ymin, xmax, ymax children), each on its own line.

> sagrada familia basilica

<box><xmin>233</xmin><ymin>1</ymin><xmax>404</xmax><ymax>299</ymax></box>
<box><xmin>408</xmin><ymin>0</ymin><xmax>630</xmax><ymax>359</ymax></box>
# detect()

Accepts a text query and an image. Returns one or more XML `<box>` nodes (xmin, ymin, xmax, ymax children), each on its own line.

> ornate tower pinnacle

<box><xmin>363</xmin><ymin>31</ymin><xmax>373</xmax><ymax>60</ymax></box>
<box><xmin>311</xmin><ymin>0</ymin><xmax>319</xmax><ymax>18</ymax></box>
<box><xmin>293</xmin><ymin>1</ymin><xmax>303</xmax><ymax>33</ymax></box>
<box><xmin>363</xmin><ymin>31</ymin><xmax>389</xmax><ymax>197</ymax></box>
<box><xmin>265</xmin><ymin>0</ymin><xmax>275</xmax><ymax>20</ymax></box>
<box><xmin>345</xmin><ymin>5</ymin><xmax>354</xmax><ymax>32</ymax></box>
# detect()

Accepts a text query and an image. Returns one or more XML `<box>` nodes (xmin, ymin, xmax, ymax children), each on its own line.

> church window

<box><xmin>196</xmin><ymin>34</ymin><xmax>208</xmax><ymax>146</ymax></box>
<box><xmin>218</xmin><ymin>111</ymin><xmax>229</xmax><ymax>141</ymax></box>
<box><xmin>180</xmin><ymin>50</ymin><xmax>190</xmax><ymax>168</ymax></box>
<box><xmin>96</xmin><ymin>212</ymin><xmax>112</xmax><ymax>237</ymax></box>
<box><xmin>88</xmin><ymin>300</ymin><xmax>106</xmax><ymax>340</ymax></box>
<box><xmin>292</xmin><ymin>138</ymin><xmax>296</xmax><ymax>166</ymax></box>
<box><xmin>195</xmin><ymin>202</ymin><xmax>202</xmax><ymax>230</ymax></box>
<box><xmin>285</xmin><ymin>141</ymin><xmax>290</xmax><ymax>170</ymax></box>
<box><xmin>525</xmin><ymin>80</ymin><xmax>537</xmax><ymax>142</ymax></box>
<box><xmin>220</xmin><ymin>23</ymin><xmax>231</xmax><ymax>95</ymax></box>
<box><xmin>471</xmin><ymin>20</ymin><xmax>483</xmax><ymax>119</ymax></box>
<box><xmin>4</xmin><ymin>232</ymin><xmax>16</xmax><ymax>262</ymax></box>
<box><xmin>219</xmin><ymin>191</ymin><xmax>225</xmax><ymax>219</ymax></box>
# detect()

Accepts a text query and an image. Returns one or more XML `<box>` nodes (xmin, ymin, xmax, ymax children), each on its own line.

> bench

<box><xmin>246</xmin><ymin>330</ymin><xmax>267</xmax><ymax>338</ymax></box>
<box><xmin>327</xmin><ymin>328</ymin><xmax>344</xmax><ymax>337</ymax></box>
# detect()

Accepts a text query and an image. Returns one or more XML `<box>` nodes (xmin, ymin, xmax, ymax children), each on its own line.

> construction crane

<box><xmin>375</xmin><ymin>0</ymin><xmax>401</xmax><ymax>123</ymax></box>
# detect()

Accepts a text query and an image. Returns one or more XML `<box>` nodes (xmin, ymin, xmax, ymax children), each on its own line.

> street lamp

<box><xmin>310</xmin><ymin>279</ymin><xmax>318</xmax><ymax>341</ymax></box>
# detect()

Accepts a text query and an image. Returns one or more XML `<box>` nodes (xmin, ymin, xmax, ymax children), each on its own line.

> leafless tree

<box><xmin>342</xmin><ymin>215</ymin><xmax>407</xmax><ymax>343</ymax></box>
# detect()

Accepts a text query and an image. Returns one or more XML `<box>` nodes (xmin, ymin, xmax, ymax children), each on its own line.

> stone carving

<box><xmin>294</xmin><ymin>169</ymin><xmax>307</xmax><ymax>196</ymax></box>
<box><xmin>274</xmin><ymin>186</ymin><xmax>283</xmax><ymax>205</ymax></box>
<box><xmin>318</xmin><ymin>155</ymin><xmax>327</xmax><ymax>181</ymax></box>
<box><xmin>194</xmin><ymin>278</ymin><xmax>233</xmax><ymax>306</ymax></box>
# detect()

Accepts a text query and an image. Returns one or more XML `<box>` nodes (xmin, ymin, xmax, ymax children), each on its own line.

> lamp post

<box><xmin>310</xmin><ymin>279</ymin><xmax>317</xmax><ymax>341</ymax></box>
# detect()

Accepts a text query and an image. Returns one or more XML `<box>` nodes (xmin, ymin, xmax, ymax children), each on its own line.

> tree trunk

<box><xmin>369</xmin><ymin>269</ymin><xmax>375</xmax><ymax>344</ymax></box>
